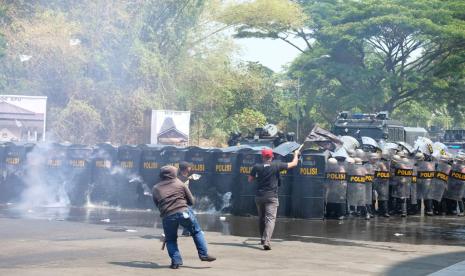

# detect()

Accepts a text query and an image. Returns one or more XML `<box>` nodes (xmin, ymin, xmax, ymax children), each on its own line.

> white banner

<box><xmin>150</xmin><ymin>110</ymin><xmax>190</xmax><ymax>145</ymax></box>
<box><xmin>0</xmin><ymin>95</ymin><xmax>47</xmax><ymax>142</ymax></box>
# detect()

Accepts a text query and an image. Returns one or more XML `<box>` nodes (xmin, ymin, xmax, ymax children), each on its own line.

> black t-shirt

<box><xmin>250</xmin><ymin>161</ymin><xmax>288</xmax><ymax>198</ymax></box>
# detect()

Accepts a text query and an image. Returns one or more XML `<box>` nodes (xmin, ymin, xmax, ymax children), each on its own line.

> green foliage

<box><xmin>220</xmin><ymin>0</ymin><xmax>310</xmax><ymax>52</ymax></box>
<box><xmin>0</xmin><ymin>0</ymin><xmax>291</xmax><ymax>145</ymax></box>
<box><xmin>51</xmin><ymin>99</ymin><xmax>103</xmax><ymax>144</ymax></box>
<box><xmin>292</xmin><ymin>0</ymin><xmax>464</xmax><ymax>127</ymax></box>
<box><xmin>0</xmin><ymin>5</ymin><xmax>5</xmax><ymax>57</ymax></box>
<box><xmin>224</xmin><ymin>0</ymin><xmax>465</xmax><ymax>129</ymax></box>
<box><xmin>232</xmin><ymin>108</ymin><xmax>267</xmax><ymax>135</ymax></box>
<box><xmin>2</xmin><ymin>0</ymin><xmax>463</xmax><ymax>145</ymax></box>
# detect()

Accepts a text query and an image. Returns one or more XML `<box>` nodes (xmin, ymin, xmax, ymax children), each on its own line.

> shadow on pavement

<box><xmin>109</xmin><ymin>261</ymin><xmax>211</xmax><ymax>270</ymax></box>
<box><xmin>383</xmin><ymin>251</ymin><xmax>465</xmax><ymax>276</ymax></box>
<box><xmin>139</xmin><ymin>234</ymin><xmax>161</xmax><ymax>239</ymax></box>
<box><xmin>210</xmin><ymin>239</ymin><xmax>265</xmax><ymax>251</ymax></box>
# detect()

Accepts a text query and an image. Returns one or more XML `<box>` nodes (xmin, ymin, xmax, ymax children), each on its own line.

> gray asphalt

<box><xmin>1</xmin><ymin>205</ymin><xmax>465</xmax><ymax>275</ymax></box>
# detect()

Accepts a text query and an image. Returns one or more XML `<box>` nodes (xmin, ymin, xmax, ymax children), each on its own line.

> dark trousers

<box><xmin>434</xmin><ymin>200</ymin><xmax>447</xmax><ymax>215</ymax></box>
<box><xmin>444</xmin><ymin>198</ymin><xmax>459</xmax><ymax>215</ymax></box>
<box><xmin>255</xmin><ymin>196</ymin><xmax>278</xmax><ymax>246</ymax></box>
<box><xmin>377</xmin><ymin>200</ymin><xmax>389</xmax><ymax>215</ymax></box>
<box><xmin>326</xmin><ymin>202</ymin><xmax>346</xmax><ymax>218</ymax></box>
<box><xmin>393</xmin><ymin>198</ymin><xmax>407</xmax><ymax>215</ymax></box>
<box><xmin>407</xmin><ymin>199</ymin><xmax>419</xmax><ymax>215</ymax></box>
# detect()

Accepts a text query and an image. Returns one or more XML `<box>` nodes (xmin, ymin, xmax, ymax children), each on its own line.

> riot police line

<box><xmin>1</xmin><ymin>138</ymin><xmax>464</xmax><ymax>220</ymax></box>
<box><xmin>324</xmin><ymin>136</ymin><xmax>465</xmax><ymax>220</ymax></box>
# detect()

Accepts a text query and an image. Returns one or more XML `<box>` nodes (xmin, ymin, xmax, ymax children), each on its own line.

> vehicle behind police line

<box><xmin>332</xmin><ymin>111</ymin><xmax>405</xmax><ymax>143</ymax></box>
<box><xmin>442</xmin><ymin>129</ymin><xmax>465</xmax><ymax>154</ymax></box>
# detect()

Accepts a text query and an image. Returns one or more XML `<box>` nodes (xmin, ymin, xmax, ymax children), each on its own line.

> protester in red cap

<box><xmin>248</xmin><ymin>147</ymin><xmax>300</xmax><ymax>250</ymax></box>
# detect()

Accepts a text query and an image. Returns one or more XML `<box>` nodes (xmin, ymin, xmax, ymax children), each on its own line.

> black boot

<box><xmin>379</xmin><ymin>200</ymin><xmax>390</xmax><ymax>217</ymax></box>
<box><xmin>400</xmin><ymin>198</ymin><xmax>407</xmax><ymax>217</ymax></box>
<box><xmin>425</xmin><ymin>199</ymin><xmax>434</xmax><ymax>216</ymax></box>
<box><xmin>459</xmin><ymin>200</ymin><xmax>465</xmax><ymax>216</ymax></box>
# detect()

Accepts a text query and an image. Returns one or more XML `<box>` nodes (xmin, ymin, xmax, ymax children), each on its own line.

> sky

<box><xmin>234</xmin><ymin>37</ymin><xmax>304</xmax><ymax>72</ymax></box>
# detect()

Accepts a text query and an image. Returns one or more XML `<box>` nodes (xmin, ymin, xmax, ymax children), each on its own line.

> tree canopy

<box><xmin>224</xmin><ymin>0</ymin><xmax>465</xmax><ymax>130</ymax></box>
<box><xmin>0</xmin><ymin>0</ymin><xmax>464</xmax><ymax>145</ymax></box>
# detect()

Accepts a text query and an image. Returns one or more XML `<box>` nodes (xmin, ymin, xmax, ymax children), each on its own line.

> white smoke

<box><xmin>18</xmin><ymin>142</ymin><xmax>70</xmax><ymax>209</ymax></box>
<box><xmin>221</xmin><ymin>192</ymin><xmax>232</xmax><ymax>211</ymax></box>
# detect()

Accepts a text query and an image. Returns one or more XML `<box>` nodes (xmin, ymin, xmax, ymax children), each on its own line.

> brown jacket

<box><xmin>153</xmin><ymin>166</ymin><xmax>195</xmax><ymax>217</ymax></box>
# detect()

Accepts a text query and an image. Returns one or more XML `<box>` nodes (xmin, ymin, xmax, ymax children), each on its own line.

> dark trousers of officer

<box><xmin>388</xmin><ymin>186</ymin><xmax>395</xmax><ymax>214</ymax></box>
<box><xmin>407</xmin><ymin>199</ymin><xmax>419</xmax><ymax>215</ymax></box>
<box><xmin>392</xmin><ymin>198</ymin><xmax>407</xmax><ymax>215</ymax></box>
<box><xmin>326</xmin><ymin>203</ymin><xmax>346</xmax><ymax>219</ymax></box>
<box><xmin>375</xmin><ymin>200</ymin><xmax>389</xmax><ymax>216</ymax></box>
<box><xmin>417</xmin><ymin>199</ymin><xmax>434</xmax><ymax>215</ymax></box>
<box><xmin>444</xmin><ymin>198</ymin><xmax>459</xmax><ymax>215</ymax></box>
<box><xmin>433</xmin><ymin>200</ymin><xmax>447</xmax><ymax>215</ymax></box>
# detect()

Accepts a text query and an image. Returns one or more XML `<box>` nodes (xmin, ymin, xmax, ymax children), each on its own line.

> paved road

<box><xmin>1</xmin><ymin>207</ymin><xmax>465</xmax><ymax>275</ymax></box>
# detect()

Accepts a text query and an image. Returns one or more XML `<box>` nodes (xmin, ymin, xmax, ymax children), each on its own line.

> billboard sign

<box><xmin>147</xmin><ymin>110</ymin><xmax>190</xmax><ymax>146</ymax></box>
<box><xmin>0</xmin><ymin>95</ymin><xmax>47</xmax><ymax>142</ymax></box>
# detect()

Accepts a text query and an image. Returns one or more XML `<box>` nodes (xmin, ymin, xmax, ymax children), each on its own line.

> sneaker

<box><xmin>200</xmin><ymin>255</ymin><xmax>216</xmax><ymax>262</ymax></box>
<box><xmin>170</xmin><ymin>264</ymin><xmax>180</xmax><ymax>269</ymax></box>
<box><xmin>263</xmin><ymin>245</ymin><xmax>271</xmax><ymax>250</ymax></box>
<box><xmin>401</xmin><ymin>213</ymin><xmax>407</xmax><ymax>217</ymax></box>
<box><xmin>260</xmin><ymin>240</ymin><xmax>265</xmax><ymax>245</ymax></box>
<box><xmin>382</xmin><ymin>213</ymin><xmax>390</xmax><ymax>218</ymax></box>
<box><xmin>337</xmin><ymin>215</ymin><xmax>345</xmax><ymax>220</ymax></box>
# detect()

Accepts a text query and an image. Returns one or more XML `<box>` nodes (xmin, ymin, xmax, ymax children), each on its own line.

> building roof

<box><xmin>0</xmin><ymin>101</ymin><xmax>44</xmax><ymax>121</ymax></box>
<box><xmin>158</xmin><ymin>128</ymin><xmax>188</xmax><ymax>140</ymax></box>
<box><xmin>158</xmin><ymin>117</ymin><xmax>188</xmax><ymax>138</ymax></box>
<box><xmin>0</xmin><ymin>101</ymin><xmax>35</xmax><ymax>115</ymax></box>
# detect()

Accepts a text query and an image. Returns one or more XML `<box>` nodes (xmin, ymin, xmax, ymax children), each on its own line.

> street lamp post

<box><xmin>276</xmin><ymin>54</ymin><xmax>330</xmax><ymax>142</ymax></box>
<box><xmin>296</xmin><ymin>77</ymin><xmax>300</xmax><ymax>141</ymax></box>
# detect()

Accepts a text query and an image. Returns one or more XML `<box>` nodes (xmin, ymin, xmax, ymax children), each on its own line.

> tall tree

<box><xmin>224</xmin><ymin>0</ymin><xmax>465</xmax><ymax>127</ymax></box>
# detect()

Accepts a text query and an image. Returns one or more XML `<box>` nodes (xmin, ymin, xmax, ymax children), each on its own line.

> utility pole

<box><xmin>296</xmin><ymin>77</ymin><xmax>300</xmax><ymax>141</ymax></box>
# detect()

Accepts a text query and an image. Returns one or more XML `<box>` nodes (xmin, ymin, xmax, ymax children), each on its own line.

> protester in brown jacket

<box><xmin>153</xmin><ymin>166</ymin><xmax>216</xmax><ymax>269</ymax></box>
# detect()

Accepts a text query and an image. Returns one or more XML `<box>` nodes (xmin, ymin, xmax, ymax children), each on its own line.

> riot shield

<box><xmin>90</xmin><ymin>143</ymin><xmax>117</xmax><ymax>206</ymax></box>
<box><xmin>2</xmin><ymin>142</ymin><xmax>30</xmax><ymax>203</ymax></box>
<box><xmin>325</xmin><ymin>163</ymin><xmax>347</xmax><ymax>204</ymax></box>
<box><xmin>232</xmin><ymin>147</ymin><xmax>259</xmax><ymax>216</ymax></box>
<box><xmin>0</xmin><ymin>144</ymin><xmax>6</xmax><ymax>202</ymax></box>
<box><xmin>427</xmin><ymin>162</ymin><xmax>451</xmax><ymax>201</ymax></box>
<box><xmin>416</xmin><ymin>161</ymin><xmax>435</xmax><ymax>200</ymax></box>
<box><xmin>139</xmin><ymin>145</ymin><xmax>164</xmax><ymax>208</ymax></box>
<box><xmin>66</xmin><ymin>144</ymin><xmax>93</xmax><ymax>206</ymax></box>
<box><xmin>114</xmin><ymin>145</ymin><xmax>142</xmax><ymax>208</ymax></box>
<box><xmin>346</xmin><ymin>164</ymin><xmax>366</xmax><ymax>206</ymax></box>
<box><xmin>211</xmin><ymin>148</ymin><xmax>237</xmax><ymax>212</ymax></box>
<box><xmin>443</xmin><ymin>164</ymin><xmax>465</xmax><ymax>201</ymax></box>
<box><xmin>364</xmin><ymin>163</ymin><xmax>374</xmax><ymax>203</ymax></box>
<box><xmin>291</xmin><ymin>150</ymin><xmax>328</xmax><ymax>219</ymax></box>
<box><xmin>185</xmin><ymin>147</ymin><xmax>212</xmax><ymax>210</ymax></box>
<box><xmin>373</xmin><ymin>160</ymin><xmax>390</xmax><ymax>201</ymax></box>
<box><xmin>275</xmin><ymin>153</ymin><xmax>293</xmax><ymax>217</ymax></box>
<box><xmin>391</xmin><ymin>164</ymin><xmax>413</xmax><ymax>199</ymax></box>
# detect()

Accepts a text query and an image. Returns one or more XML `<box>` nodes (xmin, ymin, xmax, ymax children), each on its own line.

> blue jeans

<box><xmin>162</xmin><ymin>208</ymin><xmax>208</xmax><ymax>265</ymax></box>
<box><xmin>181</xmin><ymin>207</ymin><xmax>194</xmax><ymax>236</ymax></box>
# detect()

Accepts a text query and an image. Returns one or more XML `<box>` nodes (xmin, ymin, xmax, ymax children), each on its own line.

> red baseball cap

<box><xmin>261</xmin><ymin>148</ymin><xmax>274</xmax><ymax>158</ymax></box>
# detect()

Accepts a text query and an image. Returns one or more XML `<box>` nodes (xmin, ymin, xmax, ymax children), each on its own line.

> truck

<box><xmin>332</xmin><ymin>111</ymin><xmax>427</xmax><ymax>144</ymax></box>
<box><xmin>442</xmin><ymin>129</ymin><xmax>465</xmax><ymax>153</ymax></box>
